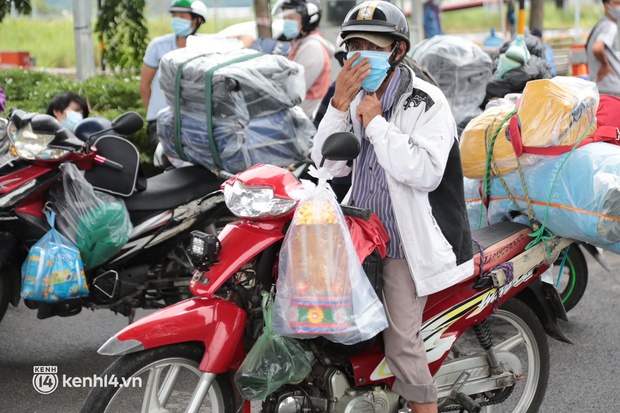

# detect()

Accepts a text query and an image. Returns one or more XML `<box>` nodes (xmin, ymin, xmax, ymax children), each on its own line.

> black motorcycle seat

<box><xmin>124</xmin><ymin>166</ymin><xmax>223</xmax><ymax>212</ymax></box>
<box><xmin>471</xmin><ymin>221</ymin><xmax>531</xmax><ymax>251</ymax></box>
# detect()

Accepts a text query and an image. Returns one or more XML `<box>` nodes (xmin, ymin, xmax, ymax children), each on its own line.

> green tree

<box><xmin>0</xmin><ymin>0</ymin><xmax>31</xmax><ymax>21</ymax></box>
<box><xmin>95</xmin><ymin>0</ymin><xmax>149</xmax><ymax>71</ymax></box>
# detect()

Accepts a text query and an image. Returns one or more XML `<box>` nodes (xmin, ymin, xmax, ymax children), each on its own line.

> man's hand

<box><xmin>356</xmin><ymin>93</ymin><xmax>382</xmax><ymax>129</ymax></box>
<box><xmin>332</xmin><ymin>52</ymin><xmax>370</xmax><ymax>112</ymax></box>
<box><xmin>597</xmin><ymin>61</ymin><xmax>615</xmax><ymax>82</ymax></box>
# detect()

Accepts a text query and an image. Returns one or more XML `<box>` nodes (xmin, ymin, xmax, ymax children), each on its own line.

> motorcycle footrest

<box><xmin>454</xmin><ymin>392</ymin><xmax>482</xmax><ymax>413</ymax></box>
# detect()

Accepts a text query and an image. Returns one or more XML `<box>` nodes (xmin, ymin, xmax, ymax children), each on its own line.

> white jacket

<box><xmin>311</xmin><ymin>66</ymin><xmax>474</xmax><ymax>296</ymax></box>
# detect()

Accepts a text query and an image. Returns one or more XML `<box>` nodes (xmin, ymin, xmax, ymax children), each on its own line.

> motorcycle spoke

<box><xmin>494</xmin><ymin>330</ymin><xmax>525</xmax><ymax>352</ymax></box>
<box><xmin>141</xmin><ymin>365</ymin><xmax>167</xmax><ymax>413</ymax></box>
<box><xmin>158</xmin><ymin>364</ymin><xmax>182</xmax><ymax>407</ymax></box>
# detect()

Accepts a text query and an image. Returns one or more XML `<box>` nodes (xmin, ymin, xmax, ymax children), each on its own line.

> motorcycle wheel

<box><xmin>444</xmin><ymin>298</ymin><xmax>549</xmax><ymax>413</ymax></box>
<box><xmin>552</xmin><ymin>245</ymin><xmax>588</xmax><ymax>312</ymax></box>
<box><xmin>80</xmin><ymin>343</ymin><xmax>236</xmax><ymax>413</ymax></box>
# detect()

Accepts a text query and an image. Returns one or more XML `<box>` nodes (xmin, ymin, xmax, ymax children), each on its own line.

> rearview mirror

<box><xmin>111</xmin><ymin>112</ymin><xmax>144</xmax><ymax>136</ymax></box>
<box><xmin>320</xmin><ymin>132</ymin><xmax>360</xmax><ymax>167</ymax></box>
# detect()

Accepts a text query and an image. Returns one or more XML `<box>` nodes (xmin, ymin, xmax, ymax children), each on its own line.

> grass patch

<box><xmin>0</xmin><ymin>15</ymin><xmax>248</xmax><ymax>69</ymax></box>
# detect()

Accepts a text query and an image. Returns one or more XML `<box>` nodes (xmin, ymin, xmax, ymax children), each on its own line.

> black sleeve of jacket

<box><xmin>428</xmin><ymin>139</ymin><xmax>473</xmax><ymax>266</ymax></box>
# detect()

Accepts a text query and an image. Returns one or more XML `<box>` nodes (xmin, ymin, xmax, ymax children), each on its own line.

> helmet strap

<box><xmin>386</xmin><ymin>42</ymin><xmax>403</xmax><ymax>77</ymax></box>
<box><xmin>190</xmin><ymin>16</ymin><xmax>203</xmax><ymax>35</ymax></box>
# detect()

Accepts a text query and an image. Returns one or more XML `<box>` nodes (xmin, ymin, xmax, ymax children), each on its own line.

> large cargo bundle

<box><xmin>460</xmin><ymin>77</ymin><xmax>599</xmax><ymax>180</ymax></box>
<box><xmin>157</xmin><ymin>44</ymin><xmax>314</xmax><ymax>172</ymax></box>
<box><xmin>159</xmin><ymin>47</ymin><xmax>306</xmax><ymax>120</ymax></box>
<box><xmin>157</xmin><ymin>106</ymin><xmax>314</xmax><ymax>173</ymax></box>
<box><xmin>464</xmin><ymin>142</ymin><xmax>620</xmax><ymax>253</ymax></box>
<box><xmin>410</xmin><ymin>35</ymin><xmax>493</xmax><ymax>127</ymax></box>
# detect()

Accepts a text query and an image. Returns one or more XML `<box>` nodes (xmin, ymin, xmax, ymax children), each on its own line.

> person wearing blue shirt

<box><xmin>531</xmin><ymin>29</ymin><xmax>557</xmax><ymax>76</ymax></box>
<box><xmin>139</xmin><ymin>0</ymin><xmax>208</xmax><ymax>153</ymax></box>
<box><xmin>423</xmin><ymin>0</ymin><xmax>443</xmax><ymax>39</ymax></box>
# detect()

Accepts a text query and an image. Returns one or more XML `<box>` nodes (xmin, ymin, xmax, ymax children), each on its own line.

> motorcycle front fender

<box><xmin>98</xmin><ymin>297</ymin><xmax>247</xmax><ymax>373</ymax></box>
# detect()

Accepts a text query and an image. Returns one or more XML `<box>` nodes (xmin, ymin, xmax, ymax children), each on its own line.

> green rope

<box><xmin>524</xmin><ymin>116</ymin><xmax>597</xmax><ymax>253</ymax></box>
<box><xmin>203</xmin><ymin>53</ymin><xmax>264</xmax><ymax>171</ymax></box>
<box><xmin>479</xmin><ymin>109</ymin><xmax>518</xmax><ymax>229</ymax></box>
<box><xmin>174</xmin><ymin>54</ymin><xmax>210</xmax><ymax>162</ymax></box>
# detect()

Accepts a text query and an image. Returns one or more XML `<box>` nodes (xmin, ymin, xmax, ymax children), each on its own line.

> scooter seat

<box><xmin>470</xmin><ymin>221</ymin><xmax>533</xmax><ymax>279</ymax></box>
<box><xmin>124</xmin><ymin>166</ymin><xmax>223</xmax><ymax>212</ymax></box>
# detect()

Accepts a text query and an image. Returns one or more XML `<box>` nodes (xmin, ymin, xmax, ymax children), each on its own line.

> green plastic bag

<box><xmin>234</xmin><ymin>293</ymin><xmax>314</xmax><ymax>401</ymax></box>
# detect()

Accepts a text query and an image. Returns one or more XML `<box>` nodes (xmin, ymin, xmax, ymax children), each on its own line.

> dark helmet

<box><xmin>73</xmin><ymin>117</ymin><xmax>114</xmax><ymax>142</ymax></box>
<box><xmin>341</xmin><ymin>1</ymin><xmax>410</xmax><ymax>52</ymax></box>
<box><xmin>272</xmin><ymin>0</ymin><xmax>322</xmax><ymax>35</ymax></box>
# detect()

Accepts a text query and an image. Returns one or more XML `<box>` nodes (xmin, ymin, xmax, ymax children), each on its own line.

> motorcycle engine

<box><xmin>272</xmin><ymin>368</ymin><xmax>401</xmax><ymax>413</ymax></box>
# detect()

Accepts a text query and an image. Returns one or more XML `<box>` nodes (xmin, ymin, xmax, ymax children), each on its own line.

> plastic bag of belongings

<box><xmin>410</xmin><ymin>35</ymin><xmax>493</xmax><ymax>134</ymax></box>
<box><xmin>460</xmin><ymin>76</ymin><xmax>599</xmax><ymax>179</ymax></box>
<box><xmin>486</xmin><ymin>34</ymin><xmax>552</xmax><ymax>102</ymax></box>
<box><xmin>461</xmin><ymin>79</ymin><xmax>620</xmax><ymax>253</ymax></box>
<box><xmin>157</xmin><ymin>37</ymin><xmax>315</xmax><ymax>173</ymax></box>
<box><xmin>463</xmin><ymin>142</ymin><xmax>620</xmax><ymax>253</ymax></box>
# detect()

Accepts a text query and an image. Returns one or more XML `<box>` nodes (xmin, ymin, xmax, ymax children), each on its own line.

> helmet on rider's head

<box><xmin>169</xmin><ymin>0</ymin><xmax>208</xmax><ymax>24</ymax></box>
<box><xmin>340</xmin><ymin>1</ymin><xmax>411</xmax><ymax>53</ymax></box>
<box><xmin>272</xmin><ymin>0</ymin><xmax>322</xmax><ymax>35</ymax></box>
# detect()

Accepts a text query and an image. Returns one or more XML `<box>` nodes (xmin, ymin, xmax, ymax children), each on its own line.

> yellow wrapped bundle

<box><xmin>460</xmin><ymin>99</ymin><xmax>519</xmax><ymax>179</ymax></box>
<box><xmin>517</xmin><ymin>77</ymin><xmax>599</xmax><ymax>150</ymax></box>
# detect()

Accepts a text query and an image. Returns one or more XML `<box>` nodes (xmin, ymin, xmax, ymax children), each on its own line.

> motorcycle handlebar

<box><xmin>217</xmin><ymin>170</ymin><xmax>235</xmax><ymax>180</ymax></box>
<box><xmin>340</xmin><ymin>205</ymin><xmax>371</xmax><ymax>221</ymax></box>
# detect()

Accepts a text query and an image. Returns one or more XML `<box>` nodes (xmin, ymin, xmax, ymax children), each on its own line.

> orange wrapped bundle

<box><xmin>460</xmin><ymin>98</ymin><xmax>519</xmax><ymax>179</ymax></box>
<box><xmin>272</xmin><ymin>185</ymin><xmax>388</xmax><ymax>345</ymax></box>
<box><xmin>516</xmin><ymin>77</ymin><xmax>598</xmax><ymax>152</ymax></box>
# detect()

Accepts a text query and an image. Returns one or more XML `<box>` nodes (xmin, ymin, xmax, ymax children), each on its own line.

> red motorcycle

<box><xmin>0</xmin><ymin>110</ymin><xmax>233</xmax><ymax>324</ymax></box>
<box><xmin>83</xmin><ymin>132</ymin><xmax>572</xmax><ymax>413</ymax></box>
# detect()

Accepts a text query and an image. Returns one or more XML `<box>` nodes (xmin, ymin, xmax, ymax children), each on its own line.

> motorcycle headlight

<box><xmin>12</xmin><ymin>123</ymin><xmax>69</xmax><ymax>160</ymax></box>
<box><xmin>224</xmin><ymin>180</ymin><xmax>297</xmax><ymax>219</ymax></box>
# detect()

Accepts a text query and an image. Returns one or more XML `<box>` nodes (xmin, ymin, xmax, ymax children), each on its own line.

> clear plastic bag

<box><xmin>272</xmin><ymin>185</ymin><xmax>389</xmax><ymax>345</ymax></box>
<box><xmin>21</xmin><ymin>211</ymin><xmax>88</xmax><ymax>302</ymax></box>
<box><xmin>49</xmin><ymin>163</ymin><xmax>132</xmax><ymax>269</ymax></box>
<box><xmin>234</xmin><ymin>293</ymin><xmax>314</xmax><ymax>401</ymax></box>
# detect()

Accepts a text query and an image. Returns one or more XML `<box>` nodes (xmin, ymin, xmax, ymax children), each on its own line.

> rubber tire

<box><xmin>553</xmin><ymin>245</ymin><xmax>588</xmax><ymax>312</ymax></box>
<box><xmin>80</xmin><ymin>343</ymin><xmax>236</xmax><ymax>413</ymax></box>
<box><xmin>494</xmin><ymin>298</ymin><xmax>550</xmax><ymax>413</ymax></box>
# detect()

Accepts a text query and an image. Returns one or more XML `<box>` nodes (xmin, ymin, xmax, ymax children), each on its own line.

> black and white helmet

<box><xmin>272</xmin><ymin>0</ymin><xmax>322</xmax><ymax>35</ymax></box>
<box><xmin>341</xmin><ymin>1</ymin><xmax>410</xmax><ymax>52</ymax></box>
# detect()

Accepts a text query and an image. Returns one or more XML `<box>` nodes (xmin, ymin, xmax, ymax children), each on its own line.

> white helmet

<box><xmin>169</xmin><ymin>0</ymin><xmax>208</xmax><ymax>23</ymax></box>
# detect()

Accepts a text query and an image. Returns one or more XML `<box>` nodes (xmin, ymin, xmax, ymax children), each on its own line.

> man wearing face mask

<box><xmin>586</xmin><ymin>0</ymin><xmax>620</xmax><ymax>96</ymax></box>
<box><xmin>272</xmin><ymin>0</ymin><xmax>335</xmax><ymax>119</ymax></box>
<box><xmin>139</xmin><ymin>0</ymin><xmax>208</xmax><ymax>153</ymax></box>
<box><xmin>311</xmin><ymin>3</ymin><xmax>473</xmax><ymax>412</ymax></box>
<box><xmin>46</xmin><ymin>92</ymin><xmax>90</xmax><ymax>132</ymax></box>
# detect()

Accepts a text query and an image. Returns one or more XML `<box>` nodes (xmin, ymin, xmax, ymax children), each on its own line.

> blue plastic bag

<box><xmin>21</xmin><ymin>211</ymin><xmax>88</xmax><ymax>302</ymax></box>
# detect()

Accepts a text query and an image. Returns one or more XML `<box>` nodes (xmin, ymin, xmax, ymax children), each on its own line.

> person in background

<box><xmin>423</xmin><ymin>0</ymin><xmax>444</xmax><ymax>39</ymax></box>
<box><xmin>506</xmin><ymin>0</ymin><xmax>516</xmax><ymax>39</ymax></box>
<box><xmin>46</xmin><ymin>92</ymin><xmax>90</xmax><ymax>132</ymax></box>
<box><xmin>139</xmin><ymin>0</ymin><xmax>208</xmax><ymax>153</ymax></box>
<box><xmin>312</xmin><ymin>2</ymin><xmax>473</xmax><ymax>412</ymax></box>
<box><xmin>586</xmin><ymin>0</ymin><xmax>620</xmax><ymax>96</ymax></box>
<box><xmin>272</xmin><ymin>0</ymin><xmax>335</xmax><ymax>119</ymax></box>
<box><xmin>531</xmin><ymin>28</ymin><xmax>557</xmax><ymax>76</ymax></box>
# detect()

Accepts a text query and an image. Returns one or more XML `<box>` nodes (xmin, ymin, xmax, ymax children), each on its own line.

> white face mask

<box><xmin>609</xmin><ymin>5</ymin><xmax>620</xmax><ymax>20</ymax></box>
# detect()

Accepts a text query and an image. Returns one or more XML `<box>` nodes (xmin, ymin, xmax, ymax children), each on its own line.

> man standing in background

<box><xmin>586</xmin><ymin>0</ymin><xmax>620</xmax><ymax>96</ymax></box>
